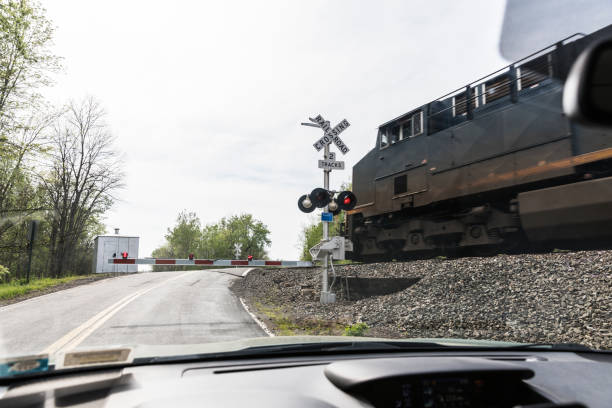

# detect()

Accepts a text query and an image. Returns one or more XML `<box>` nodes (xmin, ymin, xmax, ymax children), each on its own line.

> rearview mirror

<box><xmin>563</xmin><ymin>37</ymin><xmax>612</xmax><ymax>126</ymax></box>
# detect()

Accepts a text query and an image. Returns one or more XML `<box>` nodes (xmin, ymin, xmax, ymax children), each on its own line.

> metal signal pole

<box><xmin>301</xmin><ymin>115</ymin><xmax>350</xmax><ymax>304</ymax></box>
<box><xmin>322</xmin><ymin>143</ymin><xmax>330</xmax><ymax>296</ymax></box>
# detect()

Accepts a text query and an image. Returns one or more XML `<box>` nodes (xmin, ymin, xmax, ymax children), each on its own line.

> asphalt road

<box><xmin>0</xmin><ymin>269</ymin><xmax>265</xmax><ymax>357</ymax></box>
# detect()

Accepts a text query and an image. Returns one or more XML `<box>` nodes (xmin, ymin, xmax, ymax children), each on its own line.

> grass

<box><xmin>0</xmin><ymin>275</ymin><xmax>106</xmax><ymax>301</ymax></box>
<box><xmin>343</xmin><ymin>322</ymin><xmax>369</xmax><ymax>337</ymax></box>
<box><xmin>253</xmin><ymin>301</ymin><xmax>370</xmax><ymax>337</ymax></box>
<box><xmin>254</xmin><ymin>301</ymin><xmax>345</xmax><ymax>336</ymax></box>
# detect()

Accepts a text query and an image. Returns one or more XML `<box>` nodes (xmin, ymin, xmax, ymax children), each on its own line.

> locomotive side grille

<box><xmin>483</xmin><ymin>75</ymin><xmax>512</xmax><ymax>104</ymax></box>
<box><xmin>517</xmin><ymin>54</ymin><xmax>552</xmax><ymax>90</ymax></box>
<box><xmin>453</xmin><ymin>89</ymin><xmax>478</xmax><ymax>116</ymax></box>
<box><xmin>394</xmin><ymin>175</ymin><xmax>408</xmax><ymax>195</ymax></box>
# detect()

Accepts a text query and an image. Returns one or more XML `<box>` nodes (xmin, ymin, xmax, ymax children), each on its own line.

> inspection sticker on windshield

<box><xmin>59</xmin><ymin>348</ymin><xmax>133</xmax><ymax>369</ymax></box>
<box><xmin>0</xmin><ymin>354</ymin><xmax>49</xmax><ymax>377</ymax></box>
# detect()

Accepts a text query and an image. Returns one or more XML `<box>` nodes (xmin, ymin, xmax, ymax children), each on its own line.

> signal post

<box><xmin>299</xmin><ymin>115</ymin><xmax>355</xmax><ymax>304</ymax></box>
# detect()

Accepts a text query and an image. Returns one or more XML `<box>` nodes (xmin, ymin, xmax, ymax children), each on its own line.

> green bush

<box><xmin>343</xmin><ymin>322</ymin><xmax>369</xmax><ymax>337</ymax></box>
<box><xmin>0</xmin><ymin>265</ymin><xmax>9</xmax><ymax>283</ymax></box>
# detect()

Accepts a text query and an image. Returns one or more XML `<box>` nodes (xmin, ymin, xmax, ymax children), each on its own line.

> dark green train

<box><xmin>345</xmin><ymin>24</ymin><xmax>612</xmax><ymax>261</ymax></box>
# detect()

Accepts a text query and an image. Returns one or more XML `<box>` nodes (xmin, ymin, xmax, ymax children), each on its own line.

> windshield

<box><xmin>0</xmin><ymin>0</ymin><xmax>610</xmax><ymax>372</ymax></box>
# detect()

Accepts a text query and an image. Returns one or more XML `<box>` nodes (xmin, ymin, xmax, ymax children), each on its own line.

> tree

<box><xmin>0</xmin><ymin>0</ymin><xmax>60</xmax><ymax>281</ymax></box>
<box><xmin>164</xmin><ymin>211</ymin><xmax>201</xmax><ymax>258</ymax></box>
<box><xmin>300</xmin><ymin>221</ymin><xmax>322</xmax><ymax>261</ymax></box>
<box><xmin>199</xmin><ymin>214</ymin><xmax>271</xmax><ymax>260</ymax></box>
<box><xmin>0</xmin><ymin>113</ymin><xmax>54</xmax><ymax>227</ymax></box>
<box><xmin>0</xmin><ymin>113</ymin><xmax>55</xmax><ymax>279</ymax></box>
<box><xmin>40</xmin><ymin>98</ymin><xmax>123</xmax><ymax>277</ymax></box>
<box><xmin>152</xmin><ymin>212</ymin><xmax>272</xmax><ymax>268</ymax></box>
<box><xmin>0</xmin><ymin>0</ymin><xmax>60</xmax><ymax>137</ymax></box>
<box><xmin>208</xmin><ymin>214</ymin><xmax>271</xmax><ymax>259</ymax></box>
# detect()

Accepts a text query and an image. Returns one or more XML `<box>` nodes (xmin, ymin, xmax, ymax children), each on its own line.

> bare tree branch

<box><xmin>40</xmin><ymin>97</ymin><xmax>124</xmax><ymax>277</ymax></box>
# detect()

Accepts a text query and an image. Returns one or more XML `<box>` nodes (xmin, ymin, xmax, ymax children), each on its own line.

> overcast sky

<box><xmin>42</xmin><ymin>0</ymin><xmax>513</xmax><ymax>260</ymax></box>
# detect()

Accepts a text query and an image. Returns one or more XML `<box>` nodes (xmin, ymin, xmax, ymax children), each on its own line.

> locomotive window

<box><xmin>394</xmin><ymin>175</ymin><xmax>408</xmax><ymax>195</ymax></box>
<box><xmin>380</xmin><ymin>130</ymin><xmax>389</xmax><ymax>149</ymax></box>
<box><xmin>390</xmin><ymin>125</ymin><xmax>400</xmax><ymax>144</ymax></box>
<box><xmin>413</xmin><ymin>111</ymin><xmax>422</xmax><ymax>135</ymax></box>
<box><xmin>399</xmin><ymin>111</ymin><xmax>423</xmax><ymax>139</ymax></box>
<box><xmin>401</xmin><ymin>119</ymin><xmax>412</xmax><ymax>140</ymax></box>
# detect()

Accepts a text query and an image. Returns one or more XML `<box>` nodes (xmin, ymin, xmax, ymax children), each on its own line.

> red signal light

<box><xmin>188</xmin><ymin>253</ymin><xmax>194</xmax><ymax>260</ymax></box>
<box><xmin>337</xmin><ymin>191</ymin><xmax>357</xmax><ymax>211</ymax></box>
<box><xmin>121</xmin><ymin>252</ymin><xmax>128</xmax><ymax>259</ymax></box>
<box><xmin>247</xmin><ymin>255</ymin><xmax>253</xmax><ymax>262</ymax></box>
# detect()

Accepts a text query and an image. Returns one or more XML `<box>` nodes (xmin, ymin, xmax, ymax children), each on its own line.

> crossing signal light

<box><xmin>328</xmin><ymin>199</ymin><xmax>342</xmax><ymax>215</ymax></box>
<box><xmin>337</xmin><ymin>191</ymin><xmax>357</xmax><ymax>211</ymax></box>
<box><xmin>299</xmin><ymin>189</ymin><xmax>356</xmax><ymax>213</ymax></box>
<box><xmin>310</xmin><ymin>187</ymin><xmax>331</xmax><ymax>208</ymax></box>
<box><xmin>188</xmin><ymin>253</ymin><xmax>194</xmax><ymax>260</ymax></box>
<box><xmin>298</xmin><ymin>188</ymin><xmax>331</xmax><ymax>213</ymax></box>
<box><xmin>121</xmin><ymin>251</ymin><xmax>128</xmax><ymax>259</ymax></box>
<box><xmin>298</xmin><ymin>194</ymin><xmax>315</xmax><ymax>213</ymax></box>
<box><xmin>247</xmin><ymin>255</ymin><xmax>253</xmax><ymax>262</ymax></box>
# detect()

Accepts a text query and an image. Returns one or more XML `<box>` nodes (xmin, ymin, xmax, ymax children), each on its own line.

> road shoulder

<box><xmin>0</xmin><ymin>274</ymin><xmax>121</xmax><ymax>308</ymax></box>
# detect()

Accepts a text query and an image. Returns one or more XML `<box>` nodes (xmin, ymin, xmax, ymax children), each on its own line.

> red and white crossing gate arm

<box><xmin>109</xmin><ymin>258</ymin><xmax>313</xmax><ymax>267</ymax></box>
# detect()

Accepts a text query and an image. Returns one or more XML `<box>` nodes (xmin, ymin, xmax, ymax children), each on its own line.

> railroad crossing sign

<box><xmin>318</xmin><ymin>159</ymin><xmax>344</xmax><ymax>170</ymax></box>
<box><xmin>300</xmin><ymin>113</ymin><xmax>352</xmax><ymax>304</ymax></box>
<box><xmin>310</xmin><ymin>115</ymin><xmax>350</xmax><ymax>155</ymax></box>
<box><xmin>233</xmin><ymin>243</ymin><xmax>241</xmax><ymax>259</ymax></box>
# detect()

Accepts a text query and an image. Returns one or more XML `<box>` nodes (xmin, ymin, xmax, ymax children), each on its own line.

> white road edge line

<box><xmin>241</xmin><ymin>268</ymin><xmax>255</xmax><ymax>277</ymax></box>
<box><xmin>42</xmin><ymin>271</ymin><xmax>196</xmax><ymax>355</ymax></box>
<box><xmin>239</xmin><ymin>297</ymin><xmax>274</xmax><ymax>337</ymax></box>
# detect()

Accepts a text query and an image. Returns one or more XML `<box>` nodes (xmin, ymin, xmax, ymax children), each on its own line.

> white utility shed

<box><xmin>92</xmin><ymin>233</ymin><xmax>139</xmax><ymax>273</ymax></box>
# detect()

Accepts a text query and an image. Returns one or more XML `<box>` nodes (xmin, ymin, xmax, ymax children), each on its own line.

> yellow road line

<box><xmin>42</xmin><ymin>271</ymin><xmax>196</xmax><ymax>355</ymax></box>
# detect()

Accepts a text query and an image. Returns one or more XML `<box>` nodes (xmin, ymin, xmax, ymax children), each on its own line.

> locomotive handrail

<box><xmin>428</xmin><ymin>58</ymin><xmax>554</xmax><ymax>119</ymax></box>
<box><xmin>429</xmin><ymin>33</ymin><xmax>584</xmax><ymax>105</ymax></box>
<box><xmin>379</xmin><ymin>33</ymin><xmax>585</xmax><ymax>129</ymax></box>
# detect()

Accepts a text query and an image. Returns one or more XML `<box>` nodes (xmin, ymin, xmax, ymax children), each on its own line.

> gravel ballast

<box><xmin>231</xmin><ymin>250</ymin><xmax>612</xmax><ymax>349</ymax></box>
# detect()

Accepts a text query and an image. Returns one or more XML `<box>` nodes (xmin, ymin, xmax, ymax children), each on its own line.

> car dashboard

<box><xmin>0</xmin><ymin>350</ymin><xmax>610</xmax><ymax>407</ymax></box>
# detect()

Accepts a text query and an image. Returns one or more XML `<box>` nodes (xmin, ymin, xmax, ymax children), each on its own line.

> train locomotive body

<box><xmin>346</xmin><ymin>25</ymin><xmax>612</xmax><ymax>261</ymax></box>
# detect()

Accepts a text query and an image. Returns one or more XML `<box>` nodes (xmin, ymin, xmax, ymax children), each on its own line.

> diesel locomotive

<box><xmin>345</xmin><ymin>24</ymin><xmax>612</xmax><ymax>261</ymax></box>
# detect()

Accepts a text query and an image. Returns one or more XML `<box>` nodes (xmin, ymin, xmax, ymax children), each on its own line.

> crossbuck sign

<box><xmin>311</xmin><ymin>115</ymin><xmax>350</xmax><ymax>154</ymax></box>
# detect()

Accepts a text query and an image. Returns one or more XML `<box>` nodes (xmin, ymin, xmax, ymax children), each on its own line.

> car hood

<box><xmin>96</xmin><ymin>336</ymin><xmax>521</xmax><ymax>360</ymax></box>
<box><xmin>0</xmin><ymin>336</ymin><xmax>526</xmax><ymax>377</ymax></box>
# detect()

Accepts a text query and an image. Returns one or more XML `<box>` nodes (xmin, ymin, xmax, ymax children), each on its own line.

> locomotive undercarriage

<box><xmin>350</xmin><ymin>199</ymin><xmax>521</xmax><ymax>260</ymax></box>
<box><xmin>349</xmin><ymin>169</ymin><xmax>612</xmax><ymax>261</ymax></box>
